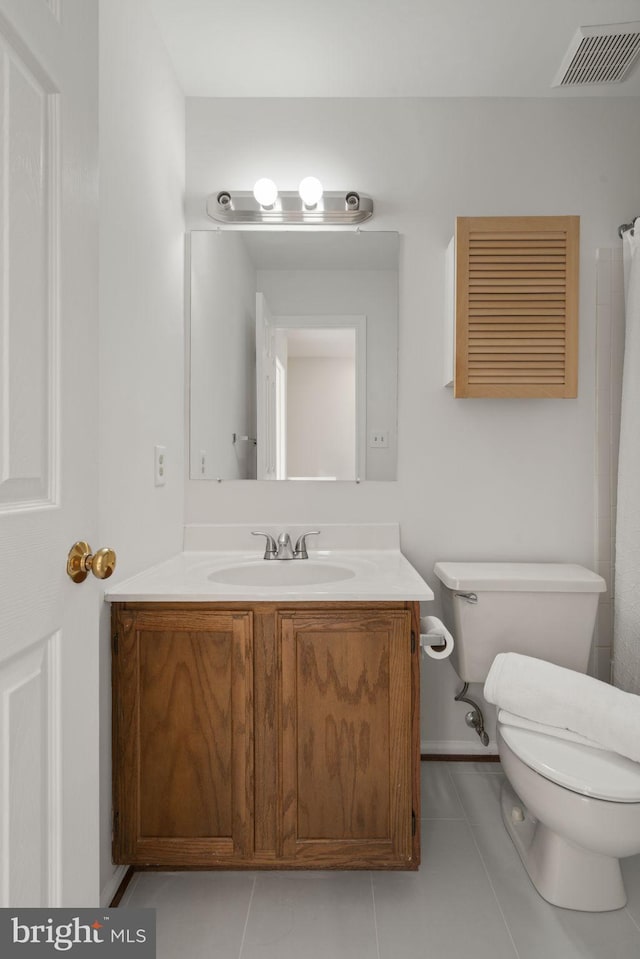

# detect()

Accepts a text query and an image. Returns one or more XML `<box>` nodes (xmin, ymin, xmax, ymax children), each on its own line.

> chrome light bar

<box><xmin>206</xmin><ymin>190</ymin><xmax>374</xmax><ymax>225</ymax></box>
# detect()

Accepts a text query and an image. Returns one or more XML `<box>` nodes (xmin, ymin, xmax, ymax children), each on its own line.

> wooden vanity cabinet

<box><xmin>112</xmin><ymin>601</ymin><xmax>420</xmax><ymax>870</ymax></box>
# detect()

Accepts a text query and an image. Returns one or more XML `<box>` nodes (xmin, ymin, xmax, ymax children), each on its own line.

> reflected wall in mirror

<box><xmin>189</xmin><ymin>230</ymin><xmax>398</xmax><ymax>481</ymax></box>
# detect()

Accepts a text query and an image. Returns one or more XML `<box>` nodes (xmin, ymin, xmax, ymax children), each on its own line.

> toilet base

<box><xmin>500</xmin><ymin>781</ymin><xmax>627</xmax><ymax>912</ymax></box>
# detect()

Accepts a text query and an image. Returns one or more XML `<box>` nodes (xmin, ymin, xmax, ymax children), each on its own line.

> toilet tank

<box><xmin>434</xmin><ymin>563</ymin><xmax>606</xmax><ymax>684</ymax></box>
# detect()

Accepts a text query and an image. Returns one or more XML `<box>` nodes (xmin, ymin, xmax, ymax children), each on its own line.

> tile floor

<box><xmin>121</xmin><ymin>761</ymin><xmax>640</xmax><ymax>958</ymax></box>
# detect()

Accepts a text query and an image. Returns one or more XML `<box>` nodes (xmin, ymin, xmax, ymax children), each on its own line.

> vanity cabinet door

<box><xmin>112</xmin><ymin>608</ymin><xmax>253</xmax><ymax>865</ymax></box>
<box><xmin>279</xmin><ymin>609</ymin><xmax>416</xmax><ymax>867</ymax></box>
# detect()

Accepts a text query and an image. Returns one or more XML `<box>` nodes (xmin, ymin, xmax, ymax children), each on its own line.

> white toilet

<box><xmin>434</xmin><ymin>561</ymin><xmax>640</xmax><ymax>912</ymax></box>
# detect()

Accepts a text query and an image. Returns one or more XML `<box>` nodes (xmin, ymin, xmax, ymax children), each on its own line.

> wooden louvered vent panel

<box><xmin>455</xmin><ymin>216</ymin><xmax>579</xmax><ymax>398</ymax></box>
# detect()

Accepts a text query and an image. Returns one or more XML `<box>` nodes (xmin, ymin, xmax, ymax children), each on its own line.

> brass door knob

<box><xmin>67</xmin><ymin>541</ymin><xmax>117</xmax><ymax>583</ymax></box>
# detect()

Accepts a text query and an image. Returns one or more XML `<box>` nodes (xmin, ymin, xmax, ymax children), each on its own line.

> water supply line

<box><xmin>454</xmin><ymin>682</ymin><xmax>489</xmax><ymax>747</ymax></box>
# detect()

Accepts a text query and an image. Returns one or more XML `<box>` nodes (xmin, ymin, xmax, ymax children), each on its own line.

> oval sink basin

<box><xmin>208</xmin><ymin>562</ymin><xmax>356</xmax><ymax>587</ymax></box>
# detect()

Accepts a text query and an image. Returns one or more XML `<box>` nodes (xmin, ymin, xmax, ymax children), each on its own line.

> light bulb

<box><xmin>298</xmin><ymin>176</ymin><xmax>323</xmax><ymax>208</ymax></box>
<box><xmin>253</xmin><ymin>178</ymin><xmax>278</xmax><ymax>208</ymax></box>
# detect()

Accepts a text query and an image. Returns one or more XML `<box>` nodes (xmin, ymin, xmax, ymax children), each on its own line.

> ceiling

<box><xmin>148</xmin><ymin>0</ymin><xmax>640</xmax><ymax>98</ymax></box>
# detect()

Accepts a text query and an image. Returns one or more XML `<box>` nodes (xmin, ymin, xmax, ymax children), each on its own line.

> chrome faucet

<box><xmin>251</xmin><ymin>531</ymin><xmax>278</xmax><ymax>559</ymax></box>
<box><xmin>293</xmin><ymin>530</ymin><xmax>320</xmax><ymax>559</ymax></box>
<box><xmin>251</xmin><ymin>530</ymin><xmax>320</xmax><ymax>560</ymax></box>
<box><xmin>275</xmin><ymin>532</ymin><xmax>295</xmax><ymax>560</ymax></box>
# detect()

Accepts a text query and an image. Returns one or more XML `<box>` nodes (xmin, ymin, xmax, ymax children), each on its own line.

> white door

<box><xmin>0</xmin><ymin>0</ymin><xmax>100</xmax><ymax>906</ymax></box>
<box><xmin>274</xmin><ymin>331</ymin><xmax>288</xmax><ymax>480</ymax></box>
<box><xmin>256</xmin><ymin>293</ymin><xmax>277</xmax><ymax>480</ymax></box>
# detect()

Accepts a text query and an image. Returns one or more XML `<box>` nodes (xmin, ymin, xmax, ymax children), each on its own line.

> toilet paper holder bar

<box><xmin>420</xmin><ymin>630</ymin><xmax>448</xmax><ymax>648</ymax></box>
<box><xmin>418</xmin><ymin>616</ymin><xmax>455</xmax><ymax>661</ymax></box>
<box><xmin>419</xmin><ymin>615</ymin><xmax>453</xmax><ymax>648</ymax></box>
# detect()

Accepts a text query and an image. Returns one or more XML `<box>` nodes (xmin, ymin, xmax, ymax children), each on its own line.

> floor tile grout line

<box><xmin>237</xmin><ymin>876</ymin><xmax>257</xmax><ymax>959</ymax></box>
<box><xmin>443</xmin><ymin>763</ymin><xmax>466</xmax><ymax>821</ymax></box>
<box><xmin>465</xmin><ymin>820</ymin><xmax>523</xmax><ymax>959</ymax></box>
<box><xmin>448</xmin><ymin>770</ymin><xmax>523</xmax><ymax>959</ymax></box>
<box><xmin>446</xmin><ymin>764</ymin><xmax>471</xmax><ymax>826</ymax></box>
<box><xmin>625</xmin><ymin>905</ymin><xmax>640</xmax><ymax>934</ymax></box>
<box><xmin>370</xmin><ymin>877</ymin><xmax>382</xmax><ymax>959</ymax></box>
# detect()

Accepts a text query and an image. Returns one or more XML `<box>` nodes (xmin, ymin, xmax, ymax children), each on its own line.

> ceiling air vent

<box><xmin>553</xmin><ymin>21</ymin><xmax>640</xmax><ymax>86</ymax></box>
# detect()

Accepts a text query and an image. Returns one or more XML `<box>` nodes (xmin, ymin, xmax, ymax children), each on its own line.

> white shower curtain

<box><xmin>614</xmin><ymin>218</ymin><xmax>640</xmax><ymax>694</ymax></box>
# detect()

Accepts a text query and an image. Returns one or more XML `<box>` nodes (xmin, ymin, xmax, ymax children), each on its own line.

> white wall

<box><xmin>287</xmin><ymin>357</ymin><xmax>356</xmax><ymax>479</ymax></box>
<box><xmin>89</xmin><ymin>71</ymin><xmax>640</xmax><ymax>890</ymax></box>
<box><xmin>98</xmin><ymin>0</ymin><xmax>185</xmax><ymax>901</ymax></box>
<box><xmin>185</xmin><ymin>96</ymin><xmax>640</xmax><ymax>755</ymax></box>
<box><xmin>190</xmin><ymin>232</ymin><xmax>256</xmax><ymax>479</ymax></box>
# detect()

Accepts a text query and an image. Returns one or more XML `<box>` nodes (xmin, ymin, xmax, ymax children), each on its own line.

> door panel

<box><xmin>279</xmin><ymin>610</ymin><xmax>413</xmax><ymax>866</ymax></box>
<box><xmin>139</xmin><ymin>630</ymin><xmax>235</xmax><ymax>838</ymax></box>
<box><xmin>0</xmin><ymin>0</ymin><xmax>99</xmax><ymax>905</ymax></box>
<box><xmin>0</xmin><ymin>30</ymin><xmax>57</xmax><ymax>507</ymax></box>
<box><xmin>0</xmin><ymin>633</ymin><xmax>59</xmax><ymax>905</ymax></box>
<box><xmin>112</xmin><ymin>609</ymin><xmax>254</xmax><ymax>865</ymax></box>
<box><xmin>295</xmin><ymin>627</ymin><xmax>391</xmax><ymax>840</ymax></box>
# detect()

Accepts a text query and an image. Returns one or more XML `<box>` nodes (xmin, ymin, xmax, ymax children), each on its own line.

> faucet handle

<box><xmin>294</xmin><ymin>530</ymin><xmax>320</xmax><ymax>559</ymax></box>
<box><xmin>251</xmin><ymin>531</ymin><xmax>277</xmax><ymax>559</ymax></box>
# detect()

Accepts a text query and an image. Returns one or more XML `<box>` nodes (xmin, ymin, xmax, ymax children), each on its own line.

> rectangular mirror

<box><xmin>189</xmin><ymin>230</ymin><xmax>398</xmax><ymax>481</ymax></box>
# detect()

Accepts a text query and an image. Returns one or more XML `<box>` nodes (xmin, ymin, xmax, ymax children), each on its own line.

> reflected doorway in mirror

<box><xmin>256</xmin><ymin>295</ymin><xmax>365</xmax><ymax>481</ymax></box>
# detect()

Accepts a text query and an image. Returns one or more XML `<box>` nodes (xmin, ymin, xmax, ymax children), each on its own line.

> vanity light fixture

<box><xmin>207</xmin><ymin>185</ymin><xmax>373</xmax><ymax>225</ymax></box>
<box><xmin>252</xmin><ymin>177</ymin><xmax>278</xmax><ymax>209</ymax></box>
<box><xmin>298</xmin><ymin>176</ymin><xmax>323</xmax><ymax>209</ymax></box>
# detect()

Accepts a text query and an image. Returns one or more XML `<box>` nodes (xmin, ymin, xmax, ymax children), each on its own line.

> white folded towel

<box><xmin>484</xmin><ymin>653</ymin><xmax>640</xmax><ymax>764</ymax></box>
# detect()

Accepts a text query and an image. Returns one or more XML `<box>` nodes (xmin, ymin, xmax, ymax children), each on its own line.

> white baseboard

<box><xmin>422</xmin><ymin>738</ymin><xmax>498</xmax><ymax>756</ymax></box>
<box><xmin>101</xmin><ymin>865</ymin><xmax>130</xmax><ymax>907</ymax></box>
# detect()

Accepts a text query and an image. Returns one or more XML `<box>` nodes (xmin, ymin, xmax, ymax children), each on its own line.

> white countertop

<box><xmin>104</xmin><ymin>549</ymin><xmax>434</xmax><ymax>603</ymax></box>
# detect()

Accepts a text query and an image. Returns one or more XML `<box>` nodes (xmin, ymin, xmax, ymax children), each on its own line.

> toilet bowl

<box><xmin>497</xmin><ymin>723</ymin><xmax>640</xmax><ymax>911</ymax></box>
<box><xmin>431</xmin><ymin>561</ymin><xmax>640</xmax><ymax>911</ymax></box>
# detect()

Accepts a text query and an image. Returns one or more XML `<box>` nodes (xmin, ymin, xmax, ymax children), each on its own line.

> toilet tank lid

<box><xmin>433</xmin><ymin>562</ymin><xmax>607</xmax><ymax>593</ymax></box>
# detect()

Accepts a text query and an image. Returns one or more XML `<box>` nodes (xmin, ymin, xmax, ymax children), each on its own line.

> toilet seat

<box><xmin>499</xmin><ymin>724</ymin><xmax>640</xmax><ymax>803</ymax></box>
